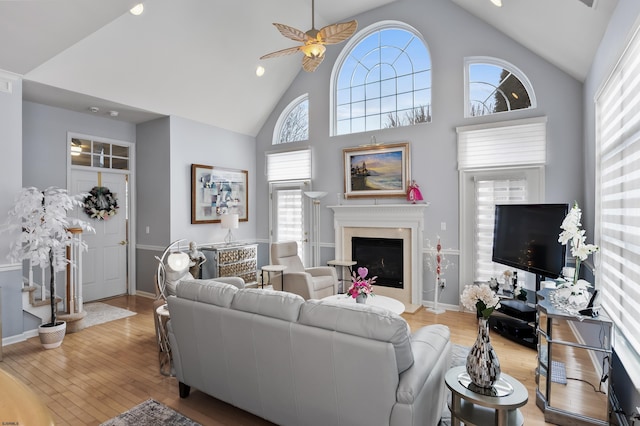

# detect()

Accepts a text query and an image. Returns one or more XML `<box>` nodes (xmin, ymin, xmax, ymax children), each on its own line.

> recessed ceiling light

<box><xmin>491</xmin><ymin>0</ymin><xmax>502</xmax><ymax>6</ymax></box>
<box><xmin>109</xmin><ymin>110</ymin><xmax>119</xmax><ymax>117</ymax></box>
<box><xmin>130</xmin><ymin>3</ymin><xmax>144</xmax><ymax>15</ymax></box>
<box><xmin>256</xmin><ymin>65</ymin><xmax>265</xmax><ymax>77</ymax></box>
<box><xmin>89</xmin><ymin>106</ymin><xmax>99</xmax><ymax>113</ymax></box>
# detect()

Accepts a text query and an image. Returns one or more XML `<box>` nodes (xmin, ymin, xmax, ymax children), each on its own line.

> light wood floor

<box><xmin>1</xmin><ymin>295</ymin><xmax>602</xmax><ymax>425</ymax></box>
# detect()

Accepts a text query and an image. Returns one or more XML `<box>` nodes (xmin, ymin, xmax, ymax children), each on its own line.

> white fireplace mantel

<box><xmin>328</xmin><ymin>204</ymin><xmax>428</xmax><ymax>307</ymax></box>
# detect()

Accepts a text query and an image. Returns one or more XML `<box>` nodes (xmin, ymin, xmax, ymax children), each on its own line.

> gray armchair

<box><xmin>270</xmin><ymin>241</ymin><xmax>338</xmax><ymax>300</ymax></box>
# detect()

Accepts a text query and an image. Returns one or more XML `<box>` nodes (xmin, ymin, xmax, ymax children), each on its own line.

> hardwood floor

<box><xmin>1</xmin><ymin>295</ymin><xmax>588</xmax><ymax>425</ymax></box>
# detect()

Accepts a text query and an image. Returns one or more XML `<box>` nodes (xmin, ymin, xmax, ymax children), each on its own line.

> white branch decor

<box><xmin>2</xmin><ymin>187</ymin><xmax>94</xmax><ymax>327</ymax></box>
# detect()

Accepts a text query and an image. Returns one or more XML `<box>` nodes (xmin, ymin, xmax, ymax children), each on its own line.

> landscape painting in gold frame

<box><xmin>343</xmin><ymin>142</ymin><xmax>410</xmax><ymax>199</ymax></box>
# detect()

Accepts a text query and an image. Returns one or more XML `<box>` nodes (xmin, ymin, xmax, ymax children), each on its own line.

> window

<box><xmin>331</xmin><ymin>21</ymin><xmax>431</xmax><ymax>136</ymax></box>
<box><xmin>267</xmin><ymin>149</ymin><xmax>312</xmax><ymax>263</ymax></box>
<box><xmin>70</xmin><ymin>137</ymin><xmax>130</xmax><ymax>170</ymax></box>
<box><xmin>474</xmin><ymin>177</ymin><xmax>528</xmax><ymax>282</ymax></box>
<box><xmin>595</xmin><ymin>23</ymin><xmax>640</xmax><ymax>387</ymax></box>
<box><xmin>273</xmin><ymin>94</ymin><xmax>309</xmax><ymax>144</ymax></box>
<box><xmin>458</xmin><ymin>118</ymin><xmax>546</xmax><ymax>288</ymax></box>
<box><xmin>465</xmin><ymin>57</ymin><xmax>535</xmax><ymax>118</ymax></box>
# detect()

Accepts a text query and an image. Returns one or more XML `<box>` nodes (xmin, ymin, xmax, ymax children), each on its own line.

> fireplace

<box><xmin>352</xmin><ymin>237</ymin><xmax>404</xmax><ymax>289</ymax></box>
<box><xmin>329</xmin><ymin>204</ymin><xmax>428</xmax><ymax>308</ymax></box>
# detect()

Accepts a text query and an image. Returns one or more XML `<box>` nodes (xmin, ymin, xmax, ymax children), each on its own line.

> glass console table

<box><xmin>536</xmin><ymin>288</ymin><xmax>612</xmax><ymax>425</ymax></box>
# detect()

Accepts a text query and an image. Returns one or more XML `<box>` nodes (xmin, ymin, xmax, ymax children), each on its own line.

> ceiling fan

<box><xmin>260</xmin><ymin>0</ymin><xmax>358</xmax><ymax>72</ymax></box>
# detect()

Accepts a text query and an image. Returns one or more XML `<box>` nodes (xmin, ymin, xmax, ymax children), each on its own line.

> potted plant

<box><xmin>3</xmin><ymin>187</ymin><xmax>93</xmax><ymax>349</ymax></box>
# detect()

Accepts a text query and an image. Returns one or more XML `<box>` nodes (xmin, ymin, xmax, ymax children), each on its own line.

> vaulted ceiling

<box><xmin>0</xmin><ymin>0</ymin><xmax>617</xmax><ymax>136</ymax></box>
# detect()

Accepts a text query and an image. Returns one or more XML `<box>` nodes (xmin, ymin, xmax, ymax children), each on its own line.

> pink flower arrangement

<box><xmin>348</xmin><ymin>267</ymin><xmax>377</xmax><ymax>299</ymax></box>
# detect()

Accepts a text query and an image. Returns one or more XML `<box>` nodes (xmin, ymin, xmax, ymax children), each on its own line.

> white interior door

<box><xmin>71</xmin><ymin>169</ymin><xmax>128</xmax><ymax>301</ymax></box>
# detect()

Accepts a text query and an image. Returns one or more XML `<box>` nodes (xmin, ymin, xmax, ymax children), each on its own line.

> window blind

<box><xmin>596</xmin><ymin>24</ymin><xmax>640</xmax><ymax>377</ymax></box>
<box><xmin>457</xmin><ymin>118</ymin><xmax>547</xmax><ymax>170</ymax></box>
<box><xmin>274</xmin><ymin>189</ymin><xmax>304</xmax><ymax>243</ymax></box>
<box><xmin>474</xmin><ymin>178</ymin><xmax>528</xmax><ymax>282</ymax></box>
<box><xmin>266</xmin><ymin>149</ymin><xmax>311</xmax><ymax>181</ymax></box>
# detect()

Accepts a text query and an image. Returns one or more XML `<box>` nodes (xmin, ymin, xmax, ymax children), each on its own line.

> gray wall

<box><xmin>254</xmin><ymin>0</ymin><xmax>584</xmax><ymax>305</ymax></box>
<box><xmin>135</xmin><ymin>115</ymin><xmax>257</xmax><ymax>294</ymax></box>
<box><xmin>22</xmin><ymin>101</ymin><xmax>136</xmax><ymax>188</ymax></box>
<box><xmin>583</xmin><ymin>0</ymin><xmax>640</xmax><ymax>421</ymax></box>
<box><xmin>0</xmin><ymin>72</ymin><xmax>24</xmax><ymax>340</ymax></box>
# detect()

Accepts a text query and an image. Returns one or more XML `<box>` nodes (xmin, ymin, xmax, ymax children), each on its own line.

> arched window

<box><xmin>273</xmin><ymin>94</ymin><xmax>309</xmax><ymax>144</ymax></box>
<box><xmin>465</xmin><ymin>57</ymin><xmax>536</xmax><ymax>117</ymax></box>
<box><xmin>331</xmin><ymin>21</ymin><xmax>431</xmax><ymax>136</ymax></box>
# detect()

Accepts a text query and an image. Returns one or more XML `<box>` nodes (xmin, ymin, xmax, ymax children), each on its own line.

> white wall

<box><xmin>168</xmin><ymin>116</ymin><xmax>257</xmax><ymax>244</ymax></box>
<box><xmin>0</xmin><ymin>70</ymin><xmax>24</xmax><ymax>340</ymax></box>
<box><xmin>254</xmin><ymin>0</ymin><xmax>584</xmax><ymax>305</ymax></box>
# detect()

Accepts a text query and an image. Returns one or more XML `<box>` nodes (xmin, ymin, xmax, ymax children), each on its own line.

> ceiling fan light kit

<box><xmin>260</xmin><ymin>0</ymin><xmax>358</xmax><ymax>72</ymax></box>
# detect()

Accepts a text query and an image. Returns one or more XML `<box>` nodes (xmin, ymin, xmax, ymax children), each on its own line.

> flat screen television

<box><xmin>492</xmin><ymin>203</ymin><xmax>568</xmax><ymax>287</ymax></box>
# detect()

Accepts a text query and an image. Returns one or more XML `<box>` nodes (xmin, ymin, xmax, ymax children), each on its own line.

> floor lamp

<box><xmin>304</xmin><ymin>191</ymin><xmax>327</xmax><ymax>267</ymax></box>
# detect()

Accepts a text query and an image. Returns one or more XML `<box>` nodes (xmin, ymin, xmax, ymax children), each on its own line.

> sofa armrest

<box><xmin>396</xmin><ymin>325</ymin><xmax>451</xmax><ymax>404</ymax></box>
<box><xmin>305</xmin><ymin>266</ymin><xmax>337</xmax><ymax>279</ymax></box>
<box><xmin>277</xmin><ymin>271</ymin><xmax>312</xmax><ymax>299</ymax></box>
<box><xmin>391</xmin><ymin>324</ymin><xmax>451</xmax><ymax>426</ymax></box>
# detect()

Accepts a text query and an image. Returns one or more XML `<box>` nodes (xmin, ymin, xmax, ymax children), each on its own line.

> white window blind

<box><xmin>266</xmin><ymin>149</ymin><xmax>311</xmax><ymax>181</ymax></box>
<box><xmin>475</xmin><ymin>178</ymin><xmax>528</xmax><ymax>282</ymax></box>
<box><xmin>274</xmin><ymin>189</ymin><xmax>304</xmax><ymax>243</ymax></box>
<box><xmin>457</xmin><ymin>118</ymin><xmax>547</xmax><ymax>170</ymax></box>
<box><xmin>596</xmin><ymin>23</ymin><xmax>640</xmax><ymax>379</ymax></box>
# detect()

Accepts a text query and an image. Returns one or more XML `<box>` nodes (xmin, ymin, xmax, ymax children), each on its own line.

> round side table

<box><xmin>327</xmin><ymin>259</ymin><xmax>357</xmax><ymax>293</ymax></box>
<box><xmin>261</xmin><ymin>265</ymin><xmax>286</xmax><ymax>291</ymax></box>
<box><xmin>445</xmin><ymin>366</ymin><xmax>528</xmax><ymax>426</ymax></box>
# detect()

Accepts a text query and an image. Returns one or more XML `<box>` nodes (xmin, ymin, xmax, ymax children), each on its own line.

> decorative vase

<box><xmin>38</xmin><ymin>321</ymin><xmax>66</xmax><ymax>349</ymax></box>
<box><xmin>355</xmin><ymin>294</ymin><xmax>366</xmax><ymax>304</ymax></box>
<box><xmin>465</xmin><ymin>318</ymin><xmax>501</xmax><ymax>388</ymax></box>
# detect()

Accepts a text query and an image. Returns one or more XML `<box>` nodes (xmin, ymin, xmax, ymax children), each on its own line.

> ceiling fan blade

<box><xmin>319</xmin><ymin>20</ymin><xmax>358</xmax><ymax>45</ymax></box>
<box><xmin>273</xmin><ymin>23</ymin><xmax>309</xmax><ymax>43</ymax></box>
<box><xmin>302</xmin><ymin>54</ymin><xmax>324</xmax><ymax>72</ymax></box>
<box><xmin>260</xmin><ymin>46</ymin><xmax>302</xmax><ymax>60</ymax></box>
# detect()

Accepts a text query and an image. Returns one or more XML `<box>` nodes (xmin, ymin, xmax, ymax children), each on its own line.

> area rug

<box><xmin>82</xmin><ymin>302</ymin><xmax>137</xmax><ymax>328</ymax></box>
<box><xmin>439</xmin><ymin>343</ymin><xmax>470</xmax><ymax>426</ymax></box>
<box><xmin>100</xmin><ymin>399</ymin><xmax>200</xmax><ymax>426</ymax></box>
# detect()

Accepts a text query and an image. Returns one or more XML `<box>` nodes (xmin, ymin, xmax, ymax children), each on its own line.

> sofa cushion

<box><xmin>176</xmin><ymin>279</ymin><xmax>238</xmax><ymax>308</ymax></box>
<box><xmin>299</xmin><ymin>300</ymin><xmax>414</xmax><ymax>373</ymax></box>
<box><xmin>231</xmin><ymin>288</ymin><xmax>304</xmax><ymax>322</ymax></box>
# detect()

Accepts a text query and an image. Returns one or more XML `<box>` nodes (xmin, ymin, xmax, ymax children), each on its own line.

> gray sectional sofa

<box><xmin>167</xmin><ymin>279</ymin><xmax>451</xmax><ymax>426</ymax></box>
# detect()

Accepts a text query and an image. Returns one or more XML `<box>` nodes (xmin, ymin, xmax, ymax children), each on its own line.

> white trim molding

<box><xmin>0</xmin><ymin>69</ymin><xmax>20</xmax><ymax>94</ymax></box>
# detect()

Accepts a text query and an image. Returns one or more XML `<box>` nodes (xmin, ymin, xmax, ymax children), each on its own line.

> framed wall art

<box><xmin>191</xmin><ymin>164</ymin><xmax>248</xmax><ymax>224</ymax></box>
<box><xmin>343</xmin><ymin>142</ymin><xmax>410</xmax><ymax>199</ymax></box>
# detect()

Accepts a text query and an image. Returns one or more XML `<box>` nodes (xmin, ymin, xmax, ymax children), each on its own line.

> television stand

<box><xmin>489</xmin><ymin>299</ymin><xmax>537</xmax><ymax>349</ymax></box>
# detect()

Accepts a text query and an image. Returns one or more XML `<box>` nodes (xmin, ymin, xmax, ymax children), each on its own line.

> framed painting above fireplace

<box><xmin>343</xmin><ymin>142</ymin><xmax>410</xmax><ymax>199</ymax></box>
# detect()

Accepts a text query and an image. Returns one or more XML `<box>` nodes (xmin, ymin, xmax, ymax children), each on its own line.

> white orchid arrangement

<box><xmin>461</xmin><ymin>283</ymin><xmax>501</xmax><ymax>319</ymax></box>
<box><xmin>558</xmin><ymin>202</ymin><xmax>598</xmax><ymax>287</ymax></box>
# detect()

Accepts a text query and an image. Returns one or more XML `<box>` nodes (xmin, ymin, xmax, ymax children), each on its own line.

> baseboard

<box><xmin>2</xmin><ymin>329</ymin><xmax>39</xmax><ymax>347</ymax></box>
<box><xmin>421</xmin><ymin>301</ymin><xmax>459</xmax><ymax>313</ymax></box>
<box><xmin>135</xmin><ymin>290</ymin><xmax>156</xmax><ymax>299</ymax></box>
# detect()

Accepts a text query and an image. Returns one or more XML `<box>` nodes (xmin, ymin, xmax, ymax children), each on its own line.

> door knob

<box><xmin>119</xmin><ymin>240</ymin><xmax>128</xmax><ymax>245</ymax></box>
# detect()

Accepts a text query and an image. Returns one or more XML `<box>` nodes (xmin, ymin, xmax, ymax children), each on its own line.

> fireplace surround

<box><xmin>329</xmin><ymin>204</ymin><xmax>427</xmax><ymax>310</ymax></box>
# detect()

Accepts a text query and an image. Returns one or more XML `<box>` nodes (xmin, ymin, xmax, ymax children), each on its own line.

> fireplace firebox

<box><xmin>352</xmin><ymin>237</ymin><xmax>404</xmax><ymax>289</ymax></box>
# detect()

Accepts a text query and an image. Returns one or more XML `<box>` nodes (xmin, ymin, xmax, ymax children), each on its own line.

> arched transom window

<box><xmin>273</xmin><ymin>94</ymin><xmax>309</xmax><ymax>145</ymax></box>
<box><xmin>465</xmin><ymin>57</ymin><xmax>536</xmax><ymax>117</ymax></box>
<box><xmin>332</xmin><ymin>21</ymin><xmax>432</xmax><ymax>136</ymax></box>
